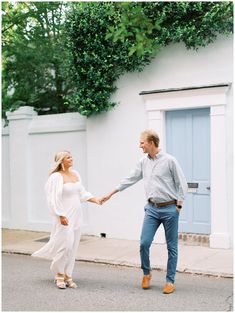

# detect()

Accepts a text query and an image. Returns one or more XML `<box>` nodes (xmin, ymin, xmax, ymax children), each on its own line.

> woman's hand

<box><xmin>94</xmin><ymin>198</ymin><xmax>102</xmax><ymax>205</ymax></box>
<box><xmin>59</xmin><ymin>216</ymin><xmax>69</xmax><ymax>226</ymax></box>
<box><xmin>88</xmin><ymin>197</ymin><xmax>102</xmax><ymax>205</ymax></box>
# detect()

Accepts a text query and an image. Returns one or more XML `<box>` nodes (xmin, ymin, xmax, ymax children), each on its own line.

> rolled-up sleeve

<box><xmin>45</xmin><ymin>173</ymin><xmax>64</xmax><ymax>217</ymax></box>
<box><xmin>116</xmin><ymin>159</ymin><xmax>143</xmax><ymax>191</ymax></box>
<box><xmin>170</xmin><ymin>158</ymin><xmax>188</xmax><ymax>201</ymax></box>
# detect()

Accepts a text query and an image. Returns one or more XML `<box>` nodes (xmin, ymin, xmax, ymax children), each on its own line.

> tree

<box><xmin>2</xmin><ymin>1</ymin><xmax>73</xmax><ymax>118</ymax></box>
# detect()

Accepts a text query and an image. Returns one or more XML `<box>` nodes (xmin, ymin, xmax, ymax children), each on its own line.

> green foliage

<box><xmin>2</xmin><ymin>2</ymin><xmax>74</xmax><ymax>119</ymax></box>
<box><xmin>65</xmin><ymin>1</ymin><xmax>233</xmax><ymax>116</ymax></box>
<box><xmin>141</xmin><ymin>2</ymin><xmax>233</xmax><ymax>50</ymax></box>
<box><xmin>2</xmin><ymin>2</ymin><xmax>233</xmax><ymax>118</ymax></box>
<box><xmin>64</xmin><ymin>2</ymin><xmax>153</xmax><ymax>117</ymax></box>
<box><xmin>105</xmin><ymin>2</ymin><xmax>161</xmax><ymax>57</ymax></box>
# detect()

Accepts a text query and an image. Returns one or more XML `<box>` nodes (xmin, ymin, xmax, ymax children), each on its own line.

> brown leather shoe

<box><xmin>141</xmin><ymin>273</ymin><xmax>152</xmax><ymax>289</ymax></box>
<box><xmin>163</xmin><ymin>283</ymin><xmax>175</xmax><ymax>294</ymax></box>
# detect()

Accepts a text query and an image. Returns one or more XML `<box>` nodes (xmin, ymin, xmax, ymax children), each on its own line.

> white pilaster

<box><xmin>145</xmin><ymin>107</ymin><xmax>166</xmax><ymax>244</ymax></box>
<box><xmin>6</xmin><ymin>106</ymin><xmax>37</xmax><ymax>229</ymax></box>
<box><xmin>209</xmin><ymin>105</ymin><xmax>230</xmax><ymax>248</ymax></box>
<box><xmin>146</xmin><ymin>109</ymin><xmax>166</xmax><ymax>150</ymax></box>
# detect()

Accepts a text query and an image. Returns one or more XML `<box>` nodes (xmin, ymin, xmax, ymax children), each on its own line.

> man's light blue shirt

<box><xmin>116</xmin><ymin>150</ymin><xmax>188</xmax><ymax>203</ymax></box>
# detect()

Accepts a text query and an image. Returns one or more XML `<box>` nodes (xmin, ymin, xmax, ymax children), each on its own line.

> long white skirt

<box><xmin>32</xmin><ymin>222</ymin><xmax>81</xmax><ymax>277</ymax></box>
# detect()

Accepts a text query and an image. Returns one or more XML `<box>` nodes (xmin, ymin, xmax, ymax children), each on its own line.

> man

<box><xmin>101</xmin><ymin>130</ymin><xmax>187</xmax><ymax>294</ymax></box>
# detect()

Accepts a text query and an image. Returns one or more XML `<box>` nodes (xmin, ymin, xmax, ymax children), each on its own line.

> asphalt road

<box><xmin>2</xmin><ymin>253</ymin><xmax>233</xmax><ymax>311</ymax></box>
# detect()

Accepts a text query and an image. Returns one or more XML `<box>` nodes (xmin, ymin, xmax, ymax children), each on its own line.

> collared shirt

<box><xmin>116</xmin><ymin>151</ymin><xmax>188</xmax><ymax>203</ymax></box>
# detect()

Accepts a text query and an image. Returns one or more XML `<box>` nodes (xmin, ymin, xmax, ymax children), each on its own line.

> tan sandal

<box><xmin>64</xmin><ymin>276</ymin><xmax>78</xmax><ymax>289</ymax></box>
<box><xmin>54</xmin><ymin>274</ymin><xmax>66</xmax><ymax>289</ymax></box>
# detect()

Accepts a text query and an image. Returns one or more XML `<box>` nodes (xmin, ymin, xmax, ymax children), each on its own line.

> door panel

<box><xmin>192</xmin><ymin>113</ymin><xmax>210</xmax><ymax>180</ymax></box>
<box><xmin>166</xmin><ymin>108</ymin><xmax>210</xmax><ymax>234</ymax></box>
<box><xmin>193</xmin><ymin>195</ymin><xmax>210</xmax><ymax>223</ymax></box>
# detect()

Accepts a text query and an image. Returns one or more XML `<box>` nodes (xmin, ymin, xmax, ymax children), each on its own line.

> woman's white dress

<box><xmin>32</xmin><ymin>170</ymin><xmax>92</xmax><ymax>276</ymax></box>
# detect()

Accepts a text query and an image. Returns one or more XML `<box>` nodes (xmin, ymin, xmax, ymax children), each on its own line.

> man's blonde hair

<box><xmin>141</xmin><ymin>130</ymin><xmax>160</xmax><ymax>147</ymax></box>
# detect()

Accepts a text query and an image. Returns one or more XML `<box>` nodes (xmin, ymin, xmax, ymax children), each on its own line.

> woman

<box><xmin>32</xmin><ymin>151</ymin><xmax>101</xmax><ymax>289</ymax></box>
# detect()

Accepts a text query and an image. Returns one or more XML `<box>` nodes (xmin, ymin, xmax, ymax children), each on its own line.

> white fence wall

<box><xmin>2</xmin><ymin>125</ymin><xmax>11</xmax><ymax>225</ymax></box>
<box><xmin>2</xmin><ymin>108</ymin><xmax>89</xmax><ymax>232</ymax></box>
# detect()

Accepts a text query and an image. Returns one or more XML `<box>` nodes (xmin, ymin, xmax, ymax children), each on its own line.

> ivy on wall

<box><xmin>64</xmin><ymin>2</ymin><xmax>154</xmax><ymax>117</ymax></box>
<box><xmin>64</xmin><ymin>2</ymin><xmax>233</xmax><ymax>117</ymax></box>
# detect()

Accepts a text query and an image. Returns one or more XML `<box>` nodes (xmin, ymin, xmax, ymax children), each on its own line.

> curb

<box><xmin>3</xmin><ymin>250</ymin><xmax>233</xmax><ymax>279</ymax></box>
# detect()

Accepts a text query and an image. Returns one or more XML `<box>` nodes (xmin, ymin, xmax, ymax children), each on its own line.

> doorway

<box><xmin>166</xmin><ymin>108</ymin><xmax>211</xmax><ymax>234</ymax></box>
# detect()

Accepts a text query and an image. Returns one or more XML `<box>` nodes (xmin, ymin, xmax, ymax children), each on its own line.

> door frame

<box><xmin>140</xmin><ymin>84</ymin><xmax>230</xmax><ymax>248</ymax></box>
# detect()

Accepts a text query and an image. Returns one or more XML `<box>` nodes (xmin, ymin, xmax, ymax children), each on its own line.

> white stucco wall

<box><xmin>2</xmin><ymin>36</ymin><xmax>233</xmax><ymax>248</ymax></box>
<box><xmin>86</xmin><ymin>36</ymin><xmax>233</xmax><ymax>244</ymax></box>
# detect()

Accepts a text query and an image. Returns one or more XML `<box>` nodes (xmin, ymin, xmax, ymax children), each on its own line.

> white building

<box><xmin>2</xmin><ymin>35</ymin><xmax>233</xmax><ymax>249</ymax></box>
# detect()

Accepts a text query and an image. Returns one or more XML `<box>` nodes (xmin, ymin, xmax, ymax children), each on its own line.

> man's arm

<box><xmin>100</xmin><ymin>159</ymin><xmax>143</xmax><ymax>204</ymax></box>
<box><xmin>100</xmin><ymin>189</ymin><xmax>119</xmax><ymax>204</ymax></box>
<box><xmin>170</xmin><ymin>158</ymin><xmax>188</xmax><ymax>209</ymax></box>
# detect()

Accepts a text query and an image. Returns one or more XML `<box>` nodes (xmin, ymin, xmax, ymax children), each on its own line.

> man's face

<box><xmin>139</xmin><ymin>136</ymin><xmax>152</xmax><ymax>154</ymax></box>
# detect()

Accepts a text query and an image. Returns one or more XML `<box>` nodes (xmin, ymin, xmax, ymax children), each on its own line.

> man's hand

<box><xmin>176</xmin><ymin>201</ymin><xmax>183</xmax><ymax>213</ymax></box>
<box><xmin>100</xmin><ymin>189</ymin><xmax>119</xmax><ymax>205</ymax></box>
<box><xmin>176</xmin><ymin>207</ymin><xmax>181</xmax><ymax>214</ymax></box>
<box><xmin>60</xmin><ymin>216</ymin><xmax>69</xmax><ymax>226</ymax></box>
<box><xmin>100</xmin><ymin>194</ymin><xmax>112</xmax><ymax>205</ymax></box>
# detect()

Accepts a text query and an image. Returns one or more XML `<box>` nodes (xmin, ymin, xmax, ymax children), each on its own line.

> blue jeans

<box><xmin>140</xmin><ymin>202</ymin><xmax>179</xmax><ymax>284</ymax></box>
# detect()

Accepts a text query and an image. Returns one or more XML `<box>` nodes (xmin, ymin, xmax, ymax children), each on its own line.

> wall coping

<box><xmin>5</xmin><ymin>107</ymin><xmax>87</xmax><ymax>134</ymax></box>
<box><xmin>139</xmin><ymin>83</ymin><xmax>231</xmax><ymax>96</ymax></box>
<box><xmin>6</xmin><ymin>106</ymin><xmax>38</xmax><ymax>120</ymax></box>
<box><xmin>29</xmin><ymin>112</ymin><xmax>87</xmax><ymax>134</ymax></box>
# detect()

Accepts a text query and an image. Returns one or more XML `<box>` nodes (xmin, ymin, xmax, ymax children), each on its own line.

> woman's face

<box><xmin>62</xmin><ymin>153</ymin><xmax>73</xmax><ymax>169</ymax></box>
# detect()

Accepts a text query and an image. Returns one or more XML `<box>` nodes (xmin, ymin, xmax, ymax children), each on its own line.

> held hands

<box><xmin>90</xmin><ymin>195</ymin><xmax>111</xmax><ymax>206</ymax></box>
<box><xmin>88</xmin><ymin>197</ymin><xmax>102</xmax><ymax>205</ymax></box>
<box><xmin>94</xmin><ymin>198</ymin><xmax>102</xmax><ymax>205</ymax></box>
<box><xmin>90</xmin><ymin>189</ymin><xmax>118</xmax><ymax>205</ymax></box>
<box><xmin>99</xmin><ymin>193</ymin><xmax>113</xmax><ymax>205</ymax></box>
<box><xmin>90</xmin><ymin>197</ymin><xmax>109</xmax><ymax>205</ymax></box>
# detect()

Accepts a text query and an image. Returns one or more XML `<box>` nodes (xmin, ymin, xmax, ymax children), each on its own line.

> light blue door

<box><xmin>166</xmin><ymin>108</ymin><xmax>210</xmax><ymax>234</ymax></box>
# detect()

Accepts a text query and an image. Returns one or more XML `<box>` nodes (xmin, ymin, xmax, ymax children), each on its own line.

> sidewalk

<box><xmin>2</xmin><ymin>228</ymin><xmax>233</xmax><ymax>278</ymax></box>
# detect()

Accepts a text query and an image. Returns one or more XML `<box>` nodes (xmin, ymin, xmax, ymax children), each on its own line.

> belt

<box><xmin>148</xmin><ymin>199</ymin><xmax>177</xmax><ymax>208</ymax></box>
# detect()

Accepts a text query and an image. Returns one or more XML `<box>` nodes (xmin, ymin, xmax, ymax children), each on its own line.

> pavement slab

<box><xmin>2</xmin><ymin>228</ymin><xmax>233</xmax><ymax>278</ymax></box>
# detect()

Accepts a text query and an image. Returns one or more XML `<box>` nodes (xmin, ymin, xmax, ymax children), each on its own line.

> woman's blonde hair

<box><xmin>49</xmin><ymin>151</ymin><xmax>70</xmax><ymax>175</ymax></box>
